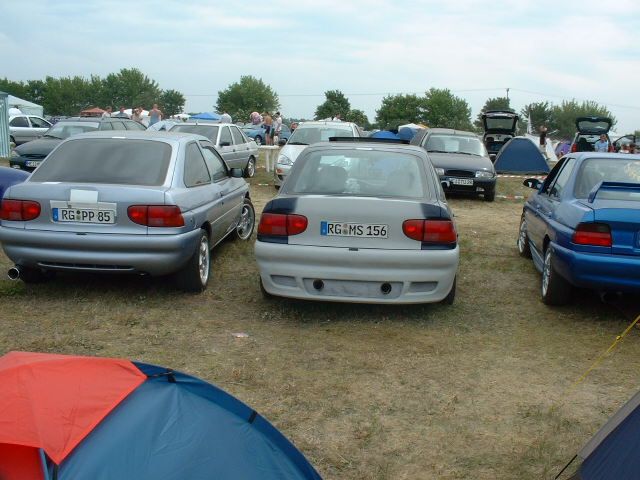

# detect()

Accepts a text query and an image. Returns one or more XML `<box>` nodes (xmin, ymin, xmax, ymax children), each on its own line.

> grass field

<box><xmin>1</xmin><ymin>155</ymin><xmax>639</xmax><ymax>479</ymax></box>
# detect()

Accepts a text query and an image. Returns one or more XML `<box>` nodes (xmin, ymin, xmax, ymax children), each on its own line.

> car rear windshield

<box><xmin>170</xmin><ymin>124</ymin><xmax>219</xmax><ymax>141</ymax></box>
<box><xmin>44</xmin><ymin>122</ymin><xmax>100</xmax><ymax>139</ymax></box>
<box><xmin>425</xmin><ymin>134</ymin><xmax>487</xmax><ymax>156</ymax></box>
<box><xmin>285</xmin><ymin>149</ymin><xmax>427</xmax><ymax>198</ymax></box>
<box><xmin>577</xmin><ymin>119</ymin><xmax>610</xmax><ymax>133</ymax></box>
<box><xmin>485</xmin><ymin>117</ymin><xmax>516</xmax><ymax>131</ymax></box>
<box><xmin>287</xmin><ymin>125</ymin><xmax>354</xmax><ymax>145</ymax></box>
<box><xmin>574</xmin><ymin>158</ymin><xmax>640</xmax><ymax>199</ymax></box>
<box><xmin>30</xmin><ymin>139</ymin><xmax>172</xmax><ymax>186</ymax></box>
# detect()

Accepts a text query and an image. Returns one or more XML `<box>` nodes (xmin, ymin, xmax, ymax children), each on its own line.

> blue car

<box><xmin>242</xmin><ymin>124</ymin><xmax>291</xmax><ymax>146</ymax></box>
<box><xmin>518</xmin><ymin>152</ymin><xmax>640</xmax><ymax>305</ymax></box>
<box><xmin>0</xmin><ymin>166</ymin><xmax>29</xmax><ymax>199</ymax></box>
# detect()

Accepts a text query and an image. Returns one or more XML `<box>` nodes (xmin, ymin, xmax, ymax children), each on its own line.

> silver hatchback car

<box><xmin>0</xmin><ymin>131</ymin><xmax>255</xmax><ymax>292</ymax></box>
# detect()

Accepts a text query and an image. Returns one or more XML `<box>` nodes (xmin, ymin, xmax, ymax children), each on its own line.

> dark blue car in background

<box><xmin>0</xmin><ymin>166</ymin><xmax>29</xmax><ymax>199</ymax></box>
<box><xmin>518</xmin><ymin>153</ymin><xmax>640</xmax><ymax>305</ymax></box>
<box><xmin>242</xmin><ymin>124</ymin><xmax>292</xmax><ymax>145</ymax></box>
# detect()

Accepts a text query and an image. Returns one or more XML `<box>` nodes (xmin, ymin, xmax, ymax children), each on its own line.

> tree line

<box><xmin>0</xmin><ymin>68</ymin><xmax>185</xmax><ymax>117</ymax></box>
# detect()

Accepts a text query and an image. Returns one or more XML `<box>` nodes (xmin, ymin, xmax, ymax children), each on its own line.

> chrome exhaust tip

<box><xmin>8</xmin><ymin>266</ymin><xmax>21</xmax><ymax>281</ymax></box>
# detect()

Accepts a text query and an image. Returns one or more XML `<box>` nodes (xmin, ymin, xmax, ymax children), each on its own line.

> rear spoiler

<box><xmin>588</xmin><ymin>181</ymin><xmax>640</xmax><ymax>203</ymax></box>
<box><xmin>329</xmin><ymin>137</ymin><xmax>410</xmax><ymax>144</ymax></box>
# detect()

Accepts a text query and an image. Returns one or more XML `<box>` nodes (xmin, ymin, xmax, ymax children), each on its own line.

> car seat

<box><xmin>577</xmin><ymin>138</ymin><xmax>592</xmax><ymax>152</ymax></box>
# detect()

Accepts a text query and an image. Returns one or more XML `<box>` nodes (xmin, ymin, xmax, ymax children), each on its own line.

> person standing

<box><xmin>131</xmin><ymin>107</ymin><xmax>143</xmax><ymax>123</ymax></box>
<box><xmin>263</xmin><ymin>112</ymin><xmax>273</xmax><ymax>146</ymax></box>
<box><xmin>149</xmin><ymin>104</ymin><xmax>163</xmax><ymax>126</ymax></box>
<box><xmin>594</xmin><ymin>134</ymin><xmax>610</xmax><ymax>152</ymax></box>
<box><xmin>114</xmin><ymin>106</ymin><xmax>129</xmax><ymax>118</ymax></box>
<box><xmin>102</xmin><ymin>106</ymin><xmax>112</xmax><ymax>118</ymax></box>
<box><xmin>273</xmin><ymin>111</ymin><xmax>282</xmax><ymax>143</ymax></box>
<box><xmin>220</xmin><ymin>111</ymin><xmax>232</xmax><ymax>124</ymax></box>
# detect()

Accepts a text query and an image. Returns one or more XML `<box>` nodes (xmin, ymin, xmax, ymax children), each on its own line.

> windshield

<box><xmin>285</xmin><ymin>149</ymin><xmax>426</xmax><ymax>198</ymax></box>
<box><xmin>574</xmin><ymin>158</ymin><xmax>640</xmax><ymax>199</ymax></box>
<box><xmin>425</xmin><ymin>134</ymin><xmax>487</xmax><ymax>156</ymax></box>
<box><xmin>287</xmin><ymin>125</ymin><xmax>355</xmax><ymax>145</ymax></box>
<box><xmin>170</xmin><ymin>124</ymin><xmax>219</xmax><ymax>141</ymax></box>
<box><xmin>577</xmin><ymin>119</ymin><xmax>611</xmax><ymax>133</ymax></box>
<box><xmin>484</xmin><ymin>116</ymin><xmax>517</xmax><ymax>131</ymax></box>
<box><xmin>44</xmin><ymin>122</ymin><xmax>99</xmax><ymax>139</ymax></box>
<box><xmin>30</xmin><ymin>139</ymin><xmax>172</xmax><ymax>186</ymax></box>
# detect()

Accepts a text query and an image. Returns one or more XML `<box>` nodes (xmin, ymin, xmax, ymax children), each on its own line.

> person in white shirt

<box><xmin>102</xmin><ymin>106</ymin><xmax>112</xmax><ymax>118</ymax></box>
<box><xmin>220</xmin><ymin>111</ymin><xmax>232</xmax><ymax>124</ymax></box>
<box><xmin>274</xmin><ymin>112</ymin><xmax>283</xmax><ymax>139</ymax></box>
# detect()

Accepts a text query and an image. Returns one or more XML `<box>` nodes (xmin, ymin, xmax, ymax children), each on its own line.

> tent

<box><xmin>493</xmin><ymin>137</ymin><xmax>550</xmax><ymax>174</ymax></box>
<box><xmin>370</xmin><ymin>130</ymin><xmax>400</xmax><ymax>140</ymax></box>
<box><xmin>0</xmin><ymin>351</ymin><xmax>322</xmax><ymax>480</ymax></box>
<box><xmin>191</xmin><ymin>112</ymin><xmax>221</xmax><ymax>121</ymax></box>
<box><xmin>397</xmin><ymin>127</ymin><xmax>419</xmax><ymax>141</ymax></box>
<box><xmin>566</xmin><ymin>389</ymin><xmax>640</xmax><ymax>479</ymax></box>
<box><xmin>7</xmin><ymin>95</ymin><xmax>43</xmax><ymax>117</ymax></box>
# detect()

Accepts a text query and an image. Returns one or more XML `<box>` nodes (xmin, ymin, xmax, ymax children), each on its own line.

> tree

<box><xmin>314</xmin><ymin>90</ymin><xmax>350</xmax><ymax>120</ymax></box>
<box><xmin>216</xmin><ymin>75</ymin><xmax>279</xmax><ymax>123</ymax></box>
<box><xmin>345</xmin><ymin>109</ymin><xmax>370</xmax><ymax>129</ymax></box>
<box><xmin>159</xmin><ymin>89</ymin><xmax>186</xmax><ymax>117</ymax></box>
<box><xmin>422</xmin><ymin>88</ymin><xmax>472</xmax><ymax>130</ymax></box>
<box><xmin>474</xmin><ymin>96</ymin><xmax>511</xmax><ymax>130</ymax></box>
<box><xmin>0</xmin><ymin>78</ymin><xmax>28</xmax><ymax>99</ymax></box>
<box><xmin>102</xmin><ymin>68</ymin><xmax>161</xmax><ymax>110</ymax></box>
<box><xmin>520</xmin><ymin>101</ymin><xmax>554</xmax><ymax>134</ymax></box>
<box><xmin>375</xmin><ymin>94</ymin><xmax>424</xmax><ymax>128</ymax></box>
<box><xmin>551</xmin><ymin>100</ymin><xmax>616</xmax><ymax>139</ymax></box>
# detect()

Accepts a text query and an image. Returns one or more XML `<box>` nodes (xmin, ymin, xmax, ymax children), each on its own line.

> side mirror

<box><xmin>230</xmin><ymin>168</ymin><xmax>243</xmax><ymax>178</ymax></box>
<box><xmin>523</xmin><ymin>178</ymin><xmax>542</xmax><ymax>189</ymax></box>
<box><xmin>220</xmin><ymin>141</ymin><xmax>231</xmax><ymax>148</ymax></box>
<box><xmin>278</xmin><ymin>138</ymin><xmax>287</xmax><ymax>146</ymax></box>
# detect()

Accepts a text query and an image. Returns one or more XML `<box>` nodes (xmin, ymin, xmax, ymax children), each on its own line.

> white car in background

<box><xmin>274</xmin><ymin>121</ymin><xmax>361</xmax><ymax>187</ymax></box>
<box><xmin>256</xmin><ymin>140</ymin><xmax>459</xmax><ymax>304</ymax></box>
<box><xmin>9</xmin><ymin>115</ymin><xmax>52</xmax><ymax>145</ymax></box>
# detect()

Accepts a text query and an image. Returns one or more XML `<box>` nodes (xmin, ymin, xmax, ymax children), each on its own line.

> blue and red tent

<box><xmin>0</xmin><ymin>351</ymin><xmax>322</xmax><ymax>479</ymax></box>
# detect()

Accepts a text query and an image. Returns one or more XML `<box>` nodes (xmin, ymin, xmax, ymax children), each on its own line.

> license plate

<box><xmin>320</xmin><ymin>221</ymin><xmax>388</xmax><ymax>238</ymax></box>
<box><xmin>25</xmin><ymin>161</ymin><xmax>41</xmax><ymax>168</ymax></box>
<box><xmin>451</xmin><ymin>178</ymin><xmax>474</xmax><ymax>186</ymax></box>
<box><xmin>52</xmin><ymin>208</ymin><xmax>115</xmax><ymax>224</ymax></box>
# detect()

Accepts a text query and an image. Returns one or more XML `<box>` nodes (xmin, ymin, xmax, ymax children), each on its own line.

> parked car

<box><xmin>9</xmin><ymin>114</ymin><xmax>52</xmax><ymax>145</ymax></box>
<box><xmin>169</xmin><ymin>123</ymin><xmax>258</xmax><ymax>177</ymax></box>
<box><xmin>481</xmin><ymin>110</ymin><xmax>518</xmax><ymax>159</ymax></box>
<box><xmin>517</xmin><ymin>152</ymin><xmax>640</xmax><ymax>305</ymax></box>
<box><xmin>274</xmin><ymin>121</ymin><xmax>361</xmax><ymax>188</ymax></box>
<box><xmin>255</xmin><ymin>140</ymin><xmax>459</xmax><ymax>304</ymax></box>
<box><xmin>570</xmin><ymin>117</ymin><xmax>614</xmax><ymax>153</ymax></box>
<box><xmin>0</xmin><ymin>131</ymin><xmax>255</xmax><ymax>292</ymax></box>
<box><xmin>10</xmin><ymin>117</ymin><xmax>146</xmax><ymax>172</ymax></box>
<box><xmin>146</xmin><ymin>119</ymin><xmax>178</xmax><ymax>131</ymax></box>
<box><xmin>411</xmin><ymin>128</ymin><xmax>497</xmax><ymax>201</ymax></box>
<box><xmin>0</xmin><ymin>166</ymin><xmax>29</xmax><ymax>199</ymax></box>
<box><xmin>242</xmin><ymin>123</ymin><xmax>292</xmax><ymax>146</ymax></box>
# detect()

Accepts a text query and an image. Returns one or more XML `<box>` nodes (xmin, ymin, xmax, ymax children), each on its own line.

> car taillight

<box><xmin>403</xmin><ymin>219</ymin><xmax>457</xmax><ymax>244</ymax></box>
<box><xmin>0</xmin><ymin>199</ymin><xmax>41</xmax><ymax>221</ymax></box>
<box><xmin>127</xmin><ymin>205</ymin><xmax>184</xmax><ymax>227</ymax></box>
<box><xmin>258</xmin><ymin>213</ymin><xmax>307</xmax><ymax>236</ymax></box>
<box><xmin>571</xmin><ymin>143</ymin><xmax>577</xmax><ymax>153</ymax></box>
<box><xmin>573</xmin><ymin>223</ymin><xmax>611</xmax><ymax>247</ymax></box>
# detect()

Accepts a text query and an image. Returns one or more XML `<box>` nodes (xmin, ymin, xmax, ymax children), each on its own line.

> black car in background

<box><xmin>411</xmin><ymin>128</ymin><xmax>497</xmax><ymax>201</ymax></box>
<box><xmin>481</xmin><ymin>110</ymin><xmax>519</xmax><ymax>160</ymax></box>
<box><xmin>10</xmin><ymin>117</ymin><xmax>146</xmax><ymax>171</ymax></box>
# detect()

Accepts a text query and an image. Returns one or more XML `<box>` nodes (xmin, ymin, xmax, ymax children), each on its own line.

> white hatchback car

<box><xmin>274</xmin><ymin>121</ymin><xmax>360</xmax><ymax>187</ymax></box>
<box><xmin>256</xmin><ymin>140</ymin><xmax>459</xmax><ymax>304</ymax></box>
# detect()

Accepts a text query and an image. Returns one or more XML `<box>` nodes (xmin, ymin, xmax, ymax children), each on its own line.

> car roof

<box><xmin>567</xmin><ymin>152</ymin><xmax>640</xmax><ymax>161</ymax></box>
<box><xmin>304</xmin><ymin>141</ymin><xmax>428</xmax><ymax>155</ymax></box>
<box><xmin>298</xmin><ymin>121</ymin><xmax>357</xmax><ymax>127</ymax></box>
<box><xmin>174</xmin><ymin>122</ymin><xmax>235</xmax><ymax>126</ymax></box>
<box><xmin>425</xmin><ymin>128</ymin><xmax>478</xmax><ymax>137</ymax></box>
<box><xmin>62</xmin><ymin>130</ymin><xmax>210</xmax><ymax>144</ymax></box>
<box><xmin>54</xmin><ymin>116</ymin><xmax>138</xmax><ymax>123</ymax></box>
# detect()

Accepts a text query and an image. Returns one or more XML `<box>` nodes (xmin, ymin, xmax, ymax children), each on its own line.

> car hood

<box><xmin>14</xmin><ymin>137</ymin><xmax>62</xmax><ymax>155</ymax></box>
<box><xmin>427</xmin><ymin>152</ymin><xmax>495</xmax><ymax>172</ymax></box>
<box><xmin>576</xmin><ymin>117</ymin><xmax>612</xmax><ymax>134</ymax></box>
<box><xmin>279</xmin><ymin>144</ymin><xmax>309</xmax><ymax>163</ymax></box>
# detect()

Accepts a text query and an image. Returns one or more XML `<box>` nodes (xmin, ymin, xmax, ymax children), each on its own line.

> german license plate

<box><xmin>321</xmin><ymin>221</ymin><xmax>388</xmax><ymax>238</ymax></box>
<box><xmin>25</xmin><ymin>161</ymin><xmax>41</xmax><ymax>168</ymax></box>
<box><xmin>451</xmin><ymin>178</ymin><xmax>474</xmax><ymax>186</ymax></box>
<box><xmin>52</xmin><ymin>208</ymin><xmax>115</xmax><ymax>224</ymax></box>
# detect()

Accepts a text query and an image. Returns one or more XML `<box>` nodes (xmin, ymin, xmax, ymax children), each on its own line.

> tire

<box><xmin>244</xmin><ymin>156</ymin><xmax>256</xmax><ymax>178</ymax></box>
<box><xmin>541</xmin><ymin>247</ymin><xmax>572</xmax><ymax>305</ymax></box>
<box><xmin>442</xmin><ymin>276</ymin><xmax>456</xmax><ymax>305</ymax></box>
<box><xmin>234</xmin><ymin>198</ymin><xmax>255</xmax><ymax>241</ymax></box>
<box><xmin>484</xmin><ymin>190</ymin><xmax>496</xmax><ymax>202</ymax></box>
<box><xmin>174</xmin><ymin>230</ymin><xmax>210</xmax><ymax>293</ymax></box>
<box><xmin>254</xmin><ymin>136</ymin><xmax>262</xmax><ymax>146</ymax></box>
<box><xmin>517</xmin><ymin>215</ymin><xmax>532</xmax><ymax>258</ymax></box>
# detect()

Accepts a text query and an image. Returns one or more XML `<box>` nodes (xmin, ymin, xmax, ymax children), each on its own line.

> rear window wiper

<box><xmin>426</xmin><ymin>150</ymin><xmax>449</xmax><ymax>153</ymax></box>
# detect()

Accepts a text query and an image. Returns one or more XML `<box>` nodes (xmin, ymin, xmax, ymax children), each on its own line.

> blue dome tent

<box><xmin>191</xmin><ymin>112</ymin><xmax>222</xmax><ymax>121</ymax></box>
<box><xmin>493</xmin><ymin>137</ymin><xmax>550</xmax><ymax>174</ymax></box>
<box><xmin>370</xmin><ymin>130</ymin><xmax>400</xmax><ymax>140</ymax></box>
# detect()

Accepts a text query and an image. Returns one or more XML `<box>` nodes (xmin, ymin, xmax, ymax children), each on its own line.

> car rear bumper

<box><xmin>9</xmin><ymin>156</ymin><xmax>39</xmax><ymax>172</ymax></box>
<box><xmin>0</xmin><ymin>226</ymin><xmax>201</xmax><ymax>276</ymax></box>
<box><xmin>553</xmin><ymin>243</ymin><xmax>640</xmax><ymax>292</ymax></box>
<box><xmin>255</xmin><ymin>241</ymin><xmax>459</xmax><ymax>304</ymax></box>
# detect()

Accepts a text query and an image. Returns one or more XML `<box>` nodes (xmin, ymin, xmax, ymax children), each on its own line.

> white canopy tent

<box><xmin>7</xmin><ymin>95</ymin><xmax>43</xmax><ymax>117</ymax></box>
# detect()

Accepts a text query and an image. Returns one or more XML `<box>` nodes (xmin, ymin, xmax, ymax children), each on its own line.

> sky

<box><xmin>1</xmin><ymin>0</ymin><xmax>639</xmax><ymax>133</ymax></box>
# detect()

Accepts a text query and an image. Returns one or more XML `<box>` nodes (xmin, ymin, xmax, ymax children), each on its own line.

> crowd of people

<box><xmin>100</xmin><ymin>104</ymin><xmax>164</xmax><ymax>126</ymax></box>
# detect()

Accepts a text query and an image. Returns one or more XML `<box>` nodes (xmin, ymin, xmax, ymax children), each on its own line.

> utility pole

<box><xmin>506</xmin><ymin>87</ymin><xmax>510</xmax><ymax>101</ymax></box>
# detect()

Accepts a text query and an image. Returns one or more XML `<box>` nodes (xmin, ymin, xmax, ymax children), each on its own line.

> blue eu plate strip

<box><xmin>320</xmin><ymin>221</ymin><xmax>328</xmax><ymax>236</ymax></box>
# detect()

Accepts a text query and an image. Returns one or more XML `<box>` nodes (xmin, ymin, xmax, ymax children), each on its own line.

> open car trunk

<box><xmin>576</xmin><ymin>117</ymin><xmax>612</xmax><ymax>135</ymax></box>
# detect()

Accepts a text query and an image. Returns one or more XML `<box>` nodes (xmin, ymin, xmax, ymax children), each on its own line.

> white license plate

<box><xmin>321</xmin><ymin>221</ymin><xmax>388</xmax><ymax>238</ymax></box>
<box><xmin>25</xmin><ymin>161</ymin><xmax>42</xmax><ymax>168</ymax></box>
<box><xmin>451</xmin><ymin>178</ymin><xmax>474</xmax><ymax>186</ymax></box>
<box><xmin>52</xmin><ymin>208</ymin><xmax>116</xmax><ymax>224</ymax></box>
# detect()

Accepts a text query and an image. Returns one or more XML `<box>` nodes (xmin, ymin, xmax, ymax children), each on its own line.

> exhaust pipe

<box><xmin>8</xmin><ymin>266</ymin><xmax>21</xmax><ymax>281</ymax></box>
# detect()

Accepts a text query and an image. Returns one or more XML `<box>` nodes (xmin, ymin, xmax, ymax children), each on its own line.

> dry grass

<box><xmin>1</xmin><ymin>155</ymin><xmax>640</xmax><ymax>479</ymax></box>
